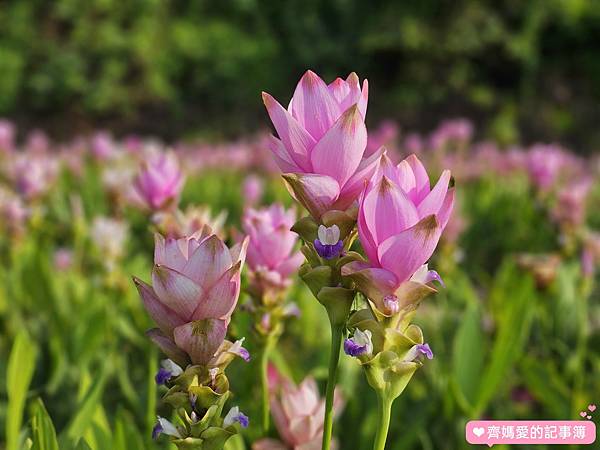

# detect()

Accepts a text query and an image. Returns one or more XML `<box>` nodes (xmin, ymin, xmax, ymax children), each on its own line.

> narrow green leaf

<box><xmin>6</xmin><ymin>331</ymin><xmax>38</xmax><ymax>450</ymax></box>
<box><xmin>30</xmin><ymin>399</ymin><xmax>59</xmax><ymax>450</ymax></box>
<box><xmin>452</xmin><ymin>304</ymin><xmax>484</xmax><ymax>412</ymax></box>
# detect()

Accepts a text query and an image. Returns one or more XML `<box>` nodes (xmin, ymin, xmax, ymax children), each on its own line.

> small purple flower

<box><xmin>229</xmin><ymin>338</ymin><xmax>251</xmax><ymax>362</ymax></box>
<box><xmin>410</xmin><ymin>264</ymin><xmax>445</xmax><ymax>287</ymax></box>
<box><xmin>154</xmin><ymin>359</ymin><xmax>183</xmax><ymax>385</ymax></box>
<box><xmin>152</xmin><ymin>422</ymin><xmax>163</xmax><ymax>440</ymax></box>
<box><xmin>343</xmin><ymin>329</ymin><xmax>373</xmax><ymax>357</ymax></box>
<box><xmin>155</xmin><ymin>368</ymin><xmax>172</xmax><ymax>385</ymax></box>
<box><xmin>152</xmin><ymin>417</ymin><xmax>181</xmax><ymax>440</ymax></box>
<box><xmin>314</xmin><ymin>225</ymin><xmax>343</xmax><ymax>260</ymax></box>
<box><xmin>416</xmin><ymin>343</ymin><xmax>434</xmax><ymax>360</ymax></box>
<box><xmin>223</xmin><ymin>406</ymin><xmax>249</xmax><ymax>428</ymax></box>
<box><xmin>344</xmin><ymin>339</ymin><xmax>366</xmax><ymax>357</ymax></box>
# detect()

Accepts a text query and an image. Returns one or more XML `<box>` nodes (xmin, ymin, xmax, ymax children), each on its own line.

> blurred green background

<box><xmin>2</xmin><ymin>0</ymin><xmax>600</xmax><ymax>150</ymax></box>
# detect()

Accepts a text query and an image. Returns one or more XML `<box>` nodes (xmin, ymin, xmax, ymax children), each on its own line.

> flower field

<box><xmin>0</xmin><ymin>71</ymin><xmax>599</xmax><ymax>450</ymax></box>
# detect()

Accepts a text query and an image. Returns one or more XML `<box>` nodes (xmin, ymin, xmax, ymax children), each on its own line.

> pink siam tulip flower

<box><xmin>525</xmin><ymin>144</ymin><xmax>579</xmax><ymax>191</ymax></box>
<box><xmin>0</xmin><ymin>190</ymin><xmax>29</xmax><ymax>235</ymax></box>
<box><xmin>54</xmin><ymin>248</ymin><xmax>74</xmax><ymax>271</ymax></box>
<box><xmin>91</xmin><ymin>216</ymin><xmax>129</xmax><ymax>264</ymax></box>
<box><xmin>253</xmin><ymin>373</ymin><xmax>344</xmax><ymax>450</ymax></box>
<box><xmin>242</xmin><ymin>174</ymin><xmax>264</xmax><ymax>206</ymax></box>
<box><xmin>429</xmin><ymin>118</ymin><xmax>473</xmax><ymax>150</ymax></box>
<box><xmin>26</xmin><ymin>129</ymin><xmax>50</xmax><ymax>154</ymax></box>
<box><xmin>242</xmin><ymin>204</ymin><xmax>303</xmax><ymax>293</ymax></box>
<box><xmin>0</xmin><ymin>119</ymin><xmax>15</xmax><ymax>153</ymax></box>
<box><xmin>91</xmin><ymin>131</ymin><xmax>116</xmax><ymax>161</ymax></box>
<box><xmin>134</xmin><ymin>231</ymin><xmax>249</xmax><ymax>366</ymax></box>
<box><xmin>9</xmin><ymin>153</ymin><xmax>58</xmax><ymax>200</ymax></box>
<box><xmin>552</xmin><ymin>178</ymin><xmax>593</xmax><ymax>228</ymax></box>
<box><xmin>343</xmin><ymin>153</ymin><xmax>454</xmax><ymax>315</ymax></box>
<box><xmin>403</xmin><ymin>133</ymin><xmax>425</xmax><ymax>155</ymax></box>
<box><xmin>134</xmin><ymin>151</ymin><xmax>185</xmax><ymax>211</ymax></box>
<box><xmin>124</xmin><ymin>135</ymin><xmax>143</xmax><ymax>154</ymax></box>
<box><xmin>262</xmin><ymin>70</ymin><xmax>383</xmax><ymax>219</ymax></box>
<box><xmin>366</xmin><ymin>120</ymin><xmax>399</xmax><ymax>157</ymax></box>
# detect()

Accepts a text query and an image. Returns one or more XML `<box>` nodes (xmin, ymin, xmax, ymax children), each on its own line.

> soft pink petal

<box><xmin>146</xmin><ymin>328</ymin><xmax>190</xmax><ymax>367</ymax></box>
<box><xmin>173</xmin><ymin>319</ymin><xmax>227</xmax><ymax>365</ymax></box>
<box><xmin>282</xmin><ymin>173</ymin><xmax>340</xmax><ymax>220</ymax></box>
<box><xmin>282</xmin><ymin>378</ymin><xmax>320</xmax><ymax>419</ymax></box>
<box><xmin>417</xmin><ymin>170</ymin><xmax>451</xmax><ymax>219</ymax></box>
<box><xmin>152</xmin><ymin>265</ymin><xmax>203</xmax><ymax>319</ymax></box>
<box><xmin>133</xmin><ymin>277</ymin><xmax>185</xmax><ymax>334</ymax></box>
<box><xmin>230</xmin><ymin>236</ymin><xmax>249</xmax><ymax>269</ymax></box>
<box><xmin>335</xmin><ymin>146</ymin><xmax>385</xmax><ymax>211</ymax></box>
<box><xmin>267</xmin><ymin>135</ymin><xmax>301</xmax><ymax>173</ymax></box>
<box><xmin>274</xmin><ymin>252</ymin><xmax>304</xmax><ymax>278</ymax></box>
<box><xmin>405</xmin><ymin>154</ymin><xmax>430</xmax><ymax>203</ymax></box>
<box><xmin>190</xmin><ymin>262</ymin><xmax>241</xmax><ymax>320</ymax></box>
<box><xmin>377</xmin><ymin>215</ymin><xmax>442</xmax><ymax>283</ymax></box>
<box><xmin>437</xmin><ymin>188</ymin><xmax>455</xmax><ymax>229</ymax></box>
<box><xmin>154</xmin><ymin>234</ymin><xmax>187</xmax><ymax>271</ymax></box>
<box><xmin>290</xmin><ymin>70</ymin><xmax>340</xmax><ymax>140</ymax></box>
<box><xmin>182</xmin><ymin>235</ymin><xmax>233</xmax><ymax>288</ymax></box>
<box><xmin>327</xmin><ymin>77</ymin><xmax>351</xmax><ymax>105</ymax></box>
<box><xmin>309</xmin><ymin>105</ymin><xmax>367</xmax><ymax>187</ymax></box>
<box><xmin>271</xmin><ymin>399</ymin><xmax>295</xmax><ymax>445</ymax></box>
<box><xmin>288</xmin><ymin>416</ymin><xmax>320</xmax><ymax>445</ymax></box>
<box><xmin>357</xmin><ymin>184</ymin><xmax>379</xmax><ymax>264</ymax></box>
<box><xmin>341</xmin><ymin>261</ymin><xmax>399</xmax><ymax>304</ymax></box>
<box><xmin>262</xmin><ymin>92</ymin><xmax>314</xmax><ymax>172</ymax></box>
<box><xmin>374</xmin><ymin>152</ymin><xmax>403</xmax><ymax>187</ymax></box>
<box><xmin>296</xmin><ymin>437</ymin><xmax>323</xmax><ymax>450</ymax></box>
<box><xmin>252</xmin><ymin>439</ymin><xmax>288</xmax><ymax>450</ymax></box>
<box><xmin>363</xmin><ymin>175</ymin><xmax>420</xmax><ymax>244</ymax></box>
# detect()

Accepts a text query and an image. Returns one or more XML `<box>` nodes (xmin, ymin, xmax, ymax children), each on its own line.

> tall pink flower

<box><xmin>133</xmin><ymin>231</ymin><xmax>249</xmax><ymax>366</ymax></box>
<box><xmin>0</xmin><ymin>119</ymin><xmax>15</xmax><ymax>153</ymax></box>
<box><xmin>253</xmin><ymin>374</ymin><xmax>344</xmax><ymax>450</ymax></box>
<box><xmin>343</xmin><ymin>153</ymin><xmax>454</xmax><ymax>314</ymax></box>
<box><xmin>262</xmin><ymin>70</ymin><xmax>382</xmax><ymax>219</ymax></box>
<box><xmin>526</xmin><ymin>144</ymin><xmax>575</xmax><ymax>191</ymax></box>
<box><xmin>242</xmin><ymin>204</ymin><xmax>303</xmax><ymax>294</ymax></box>
<box><xmin>134</xmin><ymin>151</ymin><xmax>185</xmax><ymax>211</ymax></box>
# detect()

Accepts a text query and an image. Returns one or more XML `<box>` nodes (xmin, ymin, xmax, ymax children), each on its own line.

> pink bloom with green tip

<box><xmin>134</xmin><ymin>231</ymin><xmax>249</xmax><ymax>366</ymax></box>
<box><xmin>252</xmin><ymin>372</ymin><xmax>344</xmax><ymax>450</ymax></box>
<box><xmin>262</xmin><ymin>70</ymin><xmax>383</xmax><ymax>219</ymax></box>
<box><xmin>343</xmin><ymin>153</ymin><xmax>454</xmax><ymax>314</ymax></box>
<box><xmin>134</xmin><ymin>151</ymin><xmax>185</xmax><ymax>211</ymax></box>
<box><xmin>242</xmin><ymin>204</ymin><xmax>303</xmax><ymax>290</ymax></box>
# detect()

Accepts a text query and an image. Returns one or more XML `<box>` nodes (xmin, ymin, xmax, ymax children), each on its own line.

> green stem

<box><xmin>260</xmin><ymin>341</ymin><xmax>271</xmax><ymax>433</ymax></box>
<box><xmin>373</xmin><ymin>392</ymin><xmax>393</xmax><ymax>450</ymax></box>
<box><xmin>321</xmin><ymin>324</ymin><xmax>344</xmax><ymax>450</ymax></box>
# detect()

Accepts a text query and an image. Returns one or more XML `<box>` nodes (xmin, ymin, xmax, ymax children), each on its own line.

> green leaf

<box><xmin>30</xmin><ymin>399</ymin><xmax>59</xmax><ymax>450</ymax></box>
<box><xmin>59</xmin><ymin>367</ymin><xmax>109</xmax><ymax>446</ymax></box>
<box><xmin>452</xmin><ymin>304</ymin><xmax>484</xmax><ymax>412</ymax></box>
<box><xmin>224</xmin><ymin>433</ymin><xmax>246</xmax><ymax>450</ymax></box>
<box><xmin>474</xmin><ymin>262</ymin><xmax>535</xmax><ymax>415</ymax></box>
<box><xmin>520</xmin><ymin>357</ymin><xmax>571</xmax><ymax>418</ymax></box>
<box><xmin>6</xmin><ymin>330</ymin><xmax>38</xmax><ymax>450</ymax></box>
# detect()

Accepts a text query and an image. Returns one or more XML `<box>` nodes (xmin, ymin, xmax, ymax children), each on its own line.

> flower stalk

<box><xmin>373</xmin><ymin>392</ymin><xmax>393</xmax><ymax>450</ymax></box>
<box><xmin>322</xmin><ymin>322</ymin><xmax>345</xmax><ymax>450</ymax></box>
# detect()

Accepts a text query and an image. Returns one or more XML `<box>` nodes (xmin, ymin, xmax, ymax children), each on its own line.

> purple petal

<box><xmin>417</xmin><ymin>343</ymin><xmax>434</xmax><ymax>360</ymax></box>
<box><xmin>155</xmin><ymin>367</ymin><xmax>172</xmax><ymax>385</ymax></box>
<box><xmin>344</xmin><ymin>339</ymin><xmax>368</xmax><ymax>357</ymax></box>
<box><xmin>314</xmin><ymin>239</ymin><xmax>343</xmax><ymax>260</ymax></box>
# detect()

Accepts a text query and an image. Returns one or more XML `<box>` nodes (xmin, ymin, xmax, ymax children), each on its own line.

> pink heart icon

<box><xmin>580</xmin><ymin>411</ymin><xmax>587</xmax><ymax>418</ymax></box>
<box><xmin>589</xmin><ymin>404</ymin><xmax>597</xmax><ymax>412</ymax></box>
